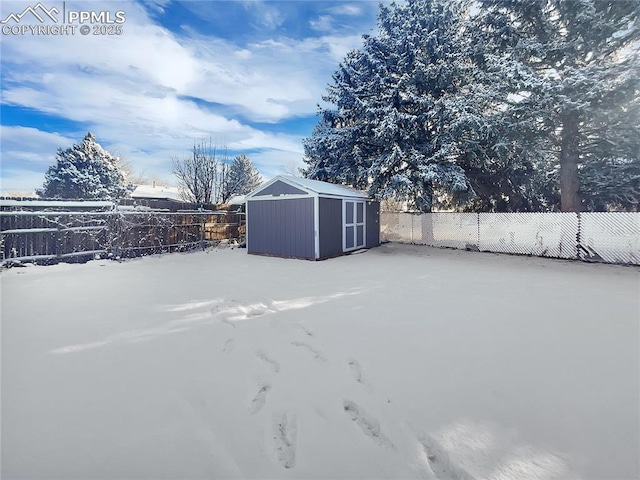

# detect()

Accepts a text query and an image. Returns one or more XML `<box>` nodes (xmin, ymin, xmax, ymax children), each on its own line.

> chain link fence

<box><xmin>381</xmin><ymin>212</ymin><xmax>639</xmax><ymax>265</ymax></box>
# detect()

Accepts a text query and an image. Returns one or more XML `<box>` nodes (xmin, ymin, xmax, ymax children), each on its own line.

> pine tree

<box><xmin>37</xmin><ymin>132</ymin><xmax>132</xmax><ymax>200</ymax></box>
<box><xmin>578</xmin><ymin>86</ymin><xmax>640</xmax><ymax>211</ymax></box>
<box><xmin>305</xmin><ymin>1</ymin><xmax>476</xmax><ymax>211</ymax></box>
<box><xmin>478</xmin><ymin>0</ymin><xmax>640</xmax><ymax>211</ymax></box>
<box><xmin>305</xmin><ymin>0</ymin><xmax>639</xmax><ymax>212</ymax></box>
<box><xmin>303</xmin><ymin>0</ymin><xmax>553</xmax><ymax>211</ymax></box>
<box><xmin>224</xmin><ymin>154</ymin><xmax>262</xmax><ymax>200</ymax></box>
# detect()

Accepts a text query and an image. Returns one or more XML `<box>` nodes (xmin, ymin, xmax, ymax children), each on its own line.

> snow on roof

<box><xmin>255</xmin><ymin>175</ymin><xmax>368</xmax><ymax>199</ymax></box>
<box><xmin>282</xmin><ymin>176</ymin><xmax>368</xmax><ymax>198</ymax></box>
<box><xmin>227</xmin><ymin>195</ymin><xmax>246</xmax><ymax>205</ymax></box>
<box><xmin>130</xmin><ymin>185</ymin><xmax>182</xmax><ymax>201</ymax></box>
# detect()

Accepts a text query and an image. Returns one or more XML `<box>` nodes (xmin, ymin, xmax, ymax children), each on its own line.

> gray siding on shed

<box><xmin>253</xmin><ymin>180</ymin><xmax>307</xmax><ymax>197</ymax></box>
<box><xmin>318</xmin><ymin>198</ymin><xmax>343</xmax><ymax>259</ymax></box>
<box><xmin>247</xmin><ymin>197</ymin><xmax>315</xmax><ymax>259</ymax></box>
<box><xmin>366</xmin><ymin>201</ymin><xmax>380</xmax><ymax>248</ymax></box>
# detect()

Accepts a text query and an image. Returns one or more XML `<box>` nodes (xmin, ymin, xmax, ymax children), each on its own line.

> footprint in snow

<box><xmin>299</xmin><ymin>325</ymin><xmax>314</xmax><ymax>337</ymax></box>
<box><xmin>255</xmin><ymin>350</ymin><xmax>280</xmax><ymax>373</ymax></box>
<box><xmin>348</xmin><ymin>357</ymin><xmax>372</xmax><ymax>390</ymax></box>
<box><xmin>291</xmin><ymin>341</ymin><xmax>326</xmax><ymax>362</ymax></box>
<box><xmin>418</xmin><ymin>434</ymin><xmax>474</xmax><ymax>480</ymax></box>
<box><xmin>221</xmin><ymin>317</ymin><xmax>236</xmax><ymax>328</ymax></box>
<box><xmin>211</xmin><ymin>301</ymin><xmax>238</xmax><ymax>327</ymax></box>
<box><xmin>343</xmin><ymin>400</ymin><xmax>396</xmax><ymax>451</ymax></box>
<box><xmin>273</xmin><ymin>411</ymin><xmax>297</xmax><ymax>469</ymax></box>
<box><xmin>248</xmin><ymin>384</ymin><xmax>271</xmax><ymax>415</ymax></box>
<box><xmin>223</xmin><ymin>338</ymin><xmax>234</xmax><ymax>353</ymax></box>
<box><xmin>239</xmin><ymin>303</ymin><xmax>270</xmax><ymax>319</ymax></box>
<box><xmin>237</xmin><ymin>299</ymin><xmax>276</xmax><ymax>320</ymax></box>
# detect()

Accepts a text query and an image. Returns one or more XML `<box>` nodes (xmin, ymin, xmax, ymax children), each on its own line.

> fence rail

<box><xmin>1</xmin><ymin>209</ymin><xmax>245</xmax><ymax>264</ymax></box>
<box><xmin>381</xmin><ymin>212</ymin><xmax>640</xmax><ymax>265</ymax></box>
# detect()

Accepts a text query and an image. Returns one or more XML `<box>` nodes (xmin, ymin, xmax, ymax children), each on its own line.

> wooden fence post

<box><xmin>114</xmin><ymin>211</ymin><xmax>122</xmax><ymax>259</ymax></box>
<box><xmin>55</xmin><ymin>220</ymin><xmax>64</xmax><ymax>261</ymax></box>
<box><xmin>200</xmin><ymin>213</ymin><xmax>206</xmax><ymax>251</ymax></box>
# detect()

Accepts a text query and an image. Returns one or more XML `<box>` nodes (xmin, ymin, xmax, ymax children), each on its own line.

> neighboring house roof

<box><xmin>247</xmin><ymin>175</ymin><xmax>368</xmax><ymax>200</ymax></box>
<box><xmin>130</xmin><ymin>185</ymin><xmax>182</xmax><ymax>201</ymax></box>
<box><xmin>227</xmin><ymin>195</ymin><xmax>246</xmax><ymax>205</ymax></box>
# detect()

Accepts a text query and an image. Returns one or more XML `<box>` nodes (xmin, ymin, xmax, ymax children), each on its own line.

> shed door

<box><xmin>343</xmin><ymin>200</ymin><xmax>365</xmax><ymax>251</ymax></box>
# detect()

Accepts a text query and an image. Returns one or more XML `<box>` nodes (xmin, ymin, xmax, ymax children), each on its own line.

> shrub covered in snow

<box><xmin>37</xmin><ymin>132</ymin><xmax>133</xmax><ymax>200</ymax></box>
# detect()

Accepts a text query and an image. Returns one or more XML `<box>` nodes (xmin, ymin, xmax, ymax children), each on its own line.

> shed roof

<box><xmin>248</xmin><ymin>175</ymin><xmax>368</xmax><ymax>199</ymax></box>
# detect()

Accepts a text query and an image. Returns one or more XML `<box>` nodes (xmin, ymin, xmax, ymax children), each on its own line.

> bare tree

<box><xmin>172</xmin><ymin>139</ymin><xmax>230</xmax><ymax>205</ymax></box>
<box><xmin>282</xmin><ymin>160</ymin><xmax>303</xmax><ymax>178</ymax></box>
<box><xmin>215</xmin><ymin>149</ymin><xmax>230</xmax><ymax>204</ymax></box>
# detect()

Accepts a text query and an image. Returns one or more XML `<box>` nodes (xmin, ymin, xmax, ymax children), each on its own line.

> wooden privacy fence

<box><xmin>1</xmin><ymin>210</ymin><xmax>245</xmax><ymax>264</ymax></box>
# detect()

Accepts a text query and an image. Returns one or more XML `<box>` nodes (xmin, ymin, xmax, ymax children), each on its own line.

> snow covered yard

<box><xmin>2</xmin><ymin>243</ymin><xmax>638</xmax><ymax>480</ymax></box>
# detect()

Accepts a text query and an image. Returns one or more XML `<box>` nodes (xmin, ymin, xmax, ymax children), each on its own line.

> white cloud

<box><xmin>0</xmin><ymin>169</ymin><xmax>45</xmax><ymax>194</ymax></box>
<box><xmin>146</xmin><ymin>0</ymin><xmax>172</xmax><ymax>14</ymax></box>
<box><xmin>242</xmin><ymin>0</ymin><xmax>284</xmax><ymax>30</ymax></box>
<box><xmin>234</xmin><ymin>48</ymin><xmax>253</xmax><ymax>59</ymax></box>
<box><xmin>327</xmin><ymin>4</ymin><xmax>364</xmax><ymax>16</ymax></box>
<box><xmin>248</xmin><ymin>149</ymin><xmax>305</xmax><ymax>180</ymax></box>
<box><xmin>310</xmin><ymin>33</ymin><xmax>366</xmax><ymax>63</ymax></box>
<box><xmin>310</xmin><ymin>15</ymin><xmax>335</xmax><ymax>33</ymax></box>
<box><xmin>2</xmin><ymin>1</ymin><xmax>364</xmax><ymax>121</ymax></box>
<box><xmin>0</xmin><ymin>0</ymin><xmax>374</xmax><ymax>189</ymax></box>
<box><xmin>0</xmin><ymin>126</ymin><xmax>76</xmax><ymax>168</ymax></box>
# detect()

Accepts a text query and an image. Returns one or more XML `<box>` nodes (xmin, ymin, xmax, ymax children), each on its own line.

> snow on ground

<box><xmin>1</xmin><ymin>243</ymin><xmax>638</xmax><ymax>480</ymax></box>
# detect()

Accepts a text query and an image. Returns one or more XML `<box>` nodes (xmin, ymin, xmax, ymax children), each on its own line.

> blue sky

<box><xmin>0</xmin><ymin>0</ymin><xmax>382</xmax><ymax>193</ymax></box>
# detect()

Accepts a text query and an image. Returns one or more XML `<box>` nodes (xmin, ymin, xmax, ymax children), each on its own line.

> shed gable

<box><xmin>253</xmin><ymin>180</ymin><xmax>307</xmax><ymax>197</ymax></box>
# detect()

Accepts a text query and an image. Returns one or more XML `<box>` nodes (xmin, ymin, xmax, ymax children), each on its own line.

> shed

<box><xmin>245</xmin><ymin>176</ymin><xmax>380</xmax><ymax>260</ymax></box>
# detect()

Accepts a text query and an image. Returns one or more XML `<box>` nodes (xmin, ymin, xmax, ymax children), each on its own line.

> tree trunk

<box><xmin>559</xmin><ymin>111</ymin><xmax>582</xmax><ymax>212</ymax></box>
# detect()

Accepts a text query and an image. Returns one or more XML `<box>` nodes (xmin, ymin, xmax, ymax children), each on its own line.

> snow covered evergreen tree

<box><xmin>224</xmin><ymin>154</ymin><xmax>262</xmax><ymax>200</ymax></box>
<box><xmin>305</xmin><ymin>0</ymin><xmax>474</xmax><ymax>211</ymax></box>
<box><xmin>574</xmin><ymin>96</ymin><xmax>640</xmax><ymax>211</ymax></box>
<box><xmin>305</xmin><ymin>0</ymin><xmax>639</xmax><ymax>212</ymax></box>
<box><xmin>37</xmin><ymin>132</ymin><xmax>132</xmax><ymax>200</ymax></box>
<box><xmin>303</xmin><ymin>0</ymin><xmax>553</xmax><ymax>211</ymax></box>
<box><xmin>478</xmin><ymin>0</ymin><xmax>640</xmax><ymax>211</ymax></box>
